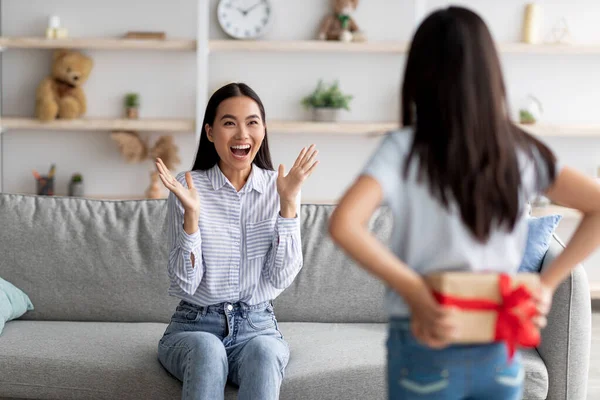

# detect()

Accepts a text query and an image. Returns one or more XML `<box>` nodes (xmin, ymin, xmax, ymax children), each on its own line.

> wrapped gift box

<box><xmin>424</xmin><ymin>272</ymin><xmax>541</xmax><ymax>348</ymax></box>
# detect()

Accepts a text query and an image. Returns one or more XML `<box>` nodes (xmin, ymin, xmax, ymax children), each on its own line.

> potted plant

<box><xmin>124</xmin><ymin>93</ymin><xmax>140</xmax><ymax>119</ymax></box>
<box><xmin>518</xmin><ymin>94</ymin><xmax>543</xmax><ymax>125</ymax></box>
<box><xmin>302</xmin><ymin>80</ymin><xmax>353</xmax><ymax>122</ymax></box>
<box><xmin>519</xmin><ymin>109</ymin><xmax>536</xmax><ymax>124</ymax></box>
<box><xmin>68</xmin><ymin>173</ymin><xmax>84</xmax><ymax>197</ymax></box>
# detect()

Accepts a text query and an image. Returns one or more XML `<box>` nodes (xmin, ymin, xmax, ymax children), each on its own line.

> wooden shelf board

<box><xmin>210</xmin><ymin>40</ymin><xmax>600</xmax><ymax>55</ymax></box>
<box><xmin>518</xmin><ymin>123</ymin><xmax>600</xmax><ymax>137</ymax></box>
<box><xmin>269</xmin><ymin>121</ymin><xmax>397</xmax><ymax>135</ymax></box>
<box><xmin>1</xmin><ymin>117</ymin><xmax>195</xmax><ymax>132</ymax></box>
<box><xmin>4</xmin><ymin>118</ymin><xmax>600</xmax><ymax>137</ymax></box>
<box><xmin>531</xmin><ymin>204</ymin><xmax>582</xmax><ymax>219</ymax></box>
<box><xmin>0</xmin><ymin>37</ymin><xmax>196</xmax><ymax>51</ymax></box>
<box><xmin>3</xmin><ymin>37</ymin><xmax>600</xmax><ymax>55</ymax></box>
<box><xmin>591</xmin><ymin>283</ymin><xmax>600</xmax><ymax>300</ymax></box>
<box><xmin>270</xmin><ymin>122</ymin><xmax>600</xmax><ymax>136</ymax></box>
<box><xmin>499</xmin><ymin>42</ymin><xmax>600</xmax><ymax>54</ymax></box>
<box><xmin>209</xmin><ymin>40</ymin><xmax>408</xmax><ymax>53</ymax></box>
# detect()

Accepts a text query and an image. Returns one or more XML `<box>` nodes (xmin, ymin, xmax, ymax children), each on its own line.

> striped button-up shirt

<box><xmin>166</xmin><ymin>163</ymin><xmax>303</xmax><ymax>306</ymax></box>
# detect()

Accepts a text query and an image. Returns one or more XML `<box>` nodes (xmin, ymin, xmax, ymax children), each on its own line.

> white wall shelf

<box><xmin>518</xmin><ymin>123</ymin><xmax>600</xmax><ymax>137</ymax></box>
<box><xmin>0</xmin><ymin>37</ymin><xmax>196</xmax><ymax>51</ymax></box>
<box><xmin>591</xmin><ymin>283</ymin><xmax>600</xmax><ymax>300</ymax></box>
<box><xmin>5</xmin><ymin>37</ymin><xmax>600</xmax><ymax>56</ymax></box>
<box><xmin>209</xmin><ymin>40</ymin><xmax>408</xmax><ymax>53</ymax></box>
<box><xmin>0</xmin><ymin>118</ymin><xmax>394</xmax><ymax>135</ymax></box>
<box><xmin>268</xmin><ymin>121</ymin><xmax>397</xmax><ymax>135</ymax></box>
<box><xmin>211</xmin><ymin>40</ymin><xmax>600</xmax><ymax>55</ymax></box>
<box><xmin>499</xmin><ymin>43</ymin><xmax>600</xmax><ymax>55</ymax></box>
<box><xmin>0</xmin><ymin>117</ymin><xmax>195</xmax><ymax>132</ymax></box>
<box><xmin>4</xmin><ymin>118</ymin><xmax>600</xmax><ymax>137</ymax></box>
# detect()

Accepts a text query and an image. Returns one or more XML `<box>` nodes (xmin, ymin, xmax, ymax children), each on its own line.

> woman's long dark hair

<box><xmin>402</xmin><ymin>7</ymin><xmax>556</xmax><ymax>242</ymax></box>
<box><xmin>192</xmin><ymin>83</ymin><xmax>274</xmax><ymax>171</ymax></box>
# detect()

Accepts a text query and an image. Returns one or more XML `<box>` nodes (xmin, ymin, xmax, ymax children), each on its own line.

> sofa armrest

<box><xmin>537</xmin><ymin>234</ymin><xmax>591</xmax><ymax>400</ymax></box>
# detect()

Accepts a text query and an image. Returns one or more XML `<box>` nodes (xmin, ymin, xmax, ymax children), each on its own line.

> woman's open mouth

<box><xmin>230</xmin><ymin>144</ymin><xmax>251</xmax><ymax>160</ymax></box>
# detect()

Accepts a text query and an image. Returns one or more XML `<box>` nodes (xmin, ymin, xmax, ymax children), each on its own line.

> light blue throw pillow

<box><xmin>0</xmin><ymin>277</ymin><xmax>34</xmax><ymax>335</ymax></box>
<box><xmin>519</xmin><ymin>215</ymin><xmax>563</xmax><ymax>273</ymax></box>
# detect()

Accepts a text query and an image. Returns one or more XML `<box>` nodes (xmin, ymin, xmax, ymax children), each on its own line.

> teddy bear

<box><xmin>110</xmin><ymin>131</ymin><xmax>181</xmax><ymax>199</ymax></box>
<box><xmin>36</xmin><ymin>49</ymin><xmax>93</xmax><ymax>121</ymax></box>
<box><xmin>318</xmin><ymin>0</ymin><xmax>366</xmax><ymax>42</ymax></box>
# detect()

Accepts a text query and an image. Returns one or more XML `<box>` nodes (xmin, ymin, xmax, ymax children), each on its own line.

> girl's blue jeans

<box><xmin>387</xmin><ymin>318</ymin><xmax>524</xmax><ymax>400</ymax></box>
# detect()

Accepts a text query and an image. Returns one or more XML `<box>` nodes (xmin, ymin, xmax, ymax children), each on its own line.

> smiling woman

<box><xmin>153</xmin><ymin>82</ymin><xmax>319</xmax><ymax>400</ymax></box>
<box><xmin>193</xmin><ymin>83</ymin><xmax>274</xmax><ymax>189</ymax></box>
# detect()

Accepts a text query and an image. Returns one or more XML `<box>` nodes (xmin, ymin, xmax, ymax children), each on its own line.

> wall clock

<box><xmin>217</xmin><ymin>0</ymin><xmax>273</xmax><ymax>40</ymax></box>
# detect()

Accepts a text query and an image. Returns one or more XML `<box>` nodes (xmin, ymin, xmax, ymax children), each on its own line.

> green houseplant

<box><xmin>124</xmin><ymin>93</ymin><xmax>140</xmax><ymax>119</ymax></box>
<box><xmin>519</xmin><ymin>109</ymin><xmax>536</xmax><ymax>124</ymax></box>
<box><xmin>68</xmin><ymin>173</ymin><xmax>84</xmax><ymax>197</ymax></box>
<box><xmin>302</xmin><ymin>80</ymin><xmax>353</xmax><ymax>122</ymax></box>
<box><xmin>519</xmin><ymin>94</ymin><xmax>542</xmax><ymax>125</ymax></box>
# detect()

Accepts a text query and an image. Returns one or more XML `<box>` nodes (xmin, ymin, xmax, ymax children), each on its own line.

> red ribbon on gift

<box><xmin>433</xmin><ymin>273</ymin><xmax>540</xmax><ymax>358</ymax></box>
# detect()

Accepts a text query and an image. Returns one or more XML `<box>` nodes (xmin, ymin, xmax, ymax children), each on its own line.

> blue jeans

<box><xmin>158</xmin><ymin>300</ymin><xmax>289</xmax><ymax>400</ymax></box>
<box><xmin>387</xmin><ymin>319</ymin><xmax>524</xmax><ymax>400</ymax></box>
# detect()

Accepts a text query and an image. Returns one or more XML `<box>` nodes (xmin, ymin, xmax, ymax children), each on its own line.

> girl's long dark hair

<box><xmin>402</xmin><ymin>7</ymin><xmax>556</xmax><ymax>242</ymax></box>
<box><xmin>192</xmin><ymin>83</ymin><xmax>274</xmax><ymax>171</ymax></box>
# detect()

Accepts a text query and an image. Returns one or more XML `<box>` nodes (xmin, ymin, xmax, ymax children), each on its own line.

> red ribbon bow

<box><xmin>434</xmin><ymin>273</ymin><xmax>540</xmax><ymax>358</ymax></box>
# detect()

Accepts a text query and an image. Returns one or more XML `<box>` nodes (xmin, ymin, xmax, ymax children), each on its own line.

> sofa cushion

<box><xmin>0</xmin><ymin>277</ymin><xmax>34</xmax><ymax>335</ymax></box>
<box><xmin>0</xmin><ymin>321</ymin><xmax>386</xmax><ymax>400</ymax></box>
<box><xmin>0</xmin><ymin>321</ymin><xmax>547</xmax><ymax>400</ymax></box>
<box><xmin>519</xmin><ymin>215</ymin><xmax>562</xmax><ymax>273</ymax></box>
<box><xmin>0</xmin><ymin>195</ymin><xmax>391</xmax><ymax>324</ymax></box>
<box><xmin>275</xmin><ymin>204</ymin><xmax>392</xmax><ymax>323</ymax></box>
<box><xmin>0</xmin><ymin>194</ymin><xmax>178</xmax><ymax>323</ymax></box>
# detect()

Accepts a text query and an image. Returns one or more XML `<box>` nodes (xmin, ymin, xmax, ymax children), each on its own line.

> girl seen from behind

<box><xmin>329</xmin><ymin>7</ymin><xmax>600</xmax><ymax>400</ymax></box>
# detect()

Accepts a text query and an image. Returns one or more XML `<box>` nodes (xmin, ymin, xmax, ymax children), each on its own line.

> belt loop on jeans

<box><xmin>200</xmin><ymin>306</ymin><xmax>208</xmax><ymax>317</ymax></box>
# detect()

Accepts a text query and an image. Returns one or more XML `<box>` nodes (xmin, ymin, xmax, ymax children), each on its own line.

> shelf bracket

<box><xmin>196</xmin><ymin>0</ymin><xmax>209</xmax><ymax>145</ymax></box>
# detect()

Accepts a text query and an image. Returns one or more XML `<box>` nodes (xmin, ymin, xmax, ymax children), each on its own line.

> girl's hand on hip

<box><xmin>532</xmin><ymin>283</ymin><xmax>553</xmax><ymax>329</ymax></box>
<box><xmin>155</xmin><ymin>158</ymin><xmax>200</xmax><ymax>215</ymax></box>
<box><xmin>406</xmin><ymin>286</ymin><xmax>457</xmax><ymax>349</ymax></box>
<box><xmin>277</xmin><ymin>144</ymin><xmax>319</xmax><ymax>203</ymax></box>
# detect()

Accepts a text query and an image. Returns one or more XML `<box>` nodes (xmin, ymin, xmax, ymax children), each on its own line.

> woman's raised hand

<box><xmin>277</xmin><ymin>144</ymin><xmax>319</xmax><ymax>203</ymax></box>
<box><xmin>155</xmin><ymin>158</ymin><xmax>200</xmax><ymax>214</ymax></box>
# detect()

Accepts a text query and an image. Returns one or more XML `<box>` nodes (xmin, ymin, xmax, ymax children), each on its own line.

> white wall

<box><xmin>3</xmin><ymin>0</ymin><xmax>600</xmax><ymax>277</ymax></box>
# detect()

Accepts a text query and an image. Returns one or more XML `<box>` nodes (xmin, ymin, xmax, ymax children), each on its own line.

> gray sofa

<box><xmin>0</xmin><ymin>193</ymin><xmax>591</xmax><ymax>400</ymax></box>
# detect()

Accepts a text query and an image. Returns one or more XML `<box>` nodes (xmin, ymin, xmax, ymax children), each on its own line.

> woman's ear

<box><xmin>205</xmin><ymin>124</ymin><xmax>214</xmax><ymax>142</ymax></box>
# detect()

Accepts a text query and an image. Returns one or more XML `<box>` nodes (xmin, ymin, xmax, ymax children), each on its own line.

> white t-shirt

<box><xmin>362</xmin><ymin>128</ymin><xmax>559</xmax><ymax>317</ymax></box>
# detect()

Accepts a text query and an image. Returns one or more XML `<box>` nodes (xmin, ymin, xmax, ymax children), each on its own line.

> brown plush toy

<box><xmin>149</xmin><ymin>135</ymin><xmax>181</xmax><ymax>171</ymax></box>
<box><xmin>318</xmin><ymin>0</ymin><xmax>365</xmax><ymax>42</ymax></box>
<box><xmin>36</xmin><ymin>49</ymin><xmax>93</xmax><ymax>121</ymax></box>
<box><xmin>110</xmin><ymin>131</ymin><xmax>148</xmax><ymax>163</ymax></box>
<box><xmin>110</xmin><ymin>132</ymin><xmax>181</xmax><ymax>199</ymax></box>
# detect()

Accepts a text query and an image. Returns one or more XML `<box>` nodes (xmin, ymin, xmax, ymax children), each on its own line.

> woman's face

<box><xmin>205</xmin><ymin>96</ymin><xmax>265</xmax><ymax>173</ymax></box>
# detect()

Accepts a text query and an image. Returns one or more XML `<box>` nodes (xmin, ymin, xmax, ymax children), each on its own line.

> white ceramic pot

<box><xmin>312</xmin><ymin>108</ymin><xmax>340</xmax><ymax>122</ymax></box>
<box><xmin>69</xmin><ymin>182</ymin><xmax>84</xmax><ymax>197</ymax></box>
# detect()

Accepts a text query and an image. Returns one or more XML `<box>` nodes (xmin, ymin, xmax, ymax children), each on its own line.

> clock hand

<box><xmin>243</xmin><ymin>1</ymin><xmax>263</xmax><ymax>14</ymax></box>
<box><xmin>236</xmin><ymin>7</ymin><xmax>248</xmax><ymax>16</ymax></box>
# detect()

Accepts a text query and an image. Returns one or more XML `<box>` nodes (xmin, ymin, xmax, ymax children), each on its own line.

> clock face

<box><xmin>218</xmin><ymin>0</ymin><xmax>272</xmax><ymax>39</ymax></box>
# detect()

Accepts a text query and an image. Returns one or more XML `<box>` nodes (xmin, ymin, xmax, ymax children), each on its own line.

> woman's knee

<box><xmin>161</xmin><ymin>332</ymin><xmax>227</xmax><ymax>370</ymax></box>
<box><xmin>185</xmin><ymin>332</ymin><xmax>227</xmax><ymax>363</ymax></box>
<box><xmin>244</xmin><ymin>336</ymin><xmax>289</xmax><ymax>367</ymax></box>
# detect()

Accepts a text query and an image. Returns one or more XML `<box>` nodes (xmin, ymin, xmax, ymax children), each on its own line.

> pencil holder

<box><xmin>36</xmin><ymin>176</ymin><xmax>55</xmax><ymax>196</ymax></box>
